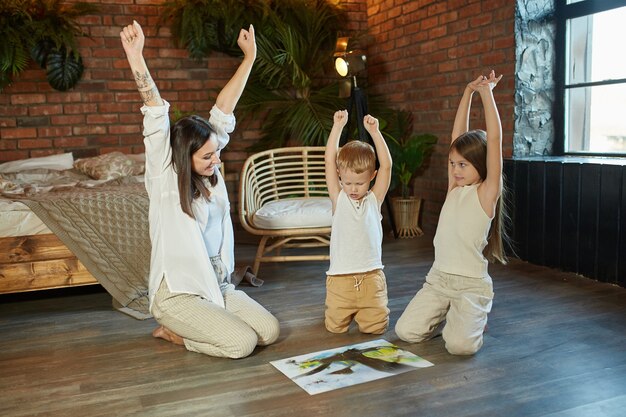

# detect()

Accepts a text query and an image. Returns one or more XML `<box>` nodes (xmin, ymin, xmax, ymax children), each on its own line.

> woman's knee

<box><xmin>258</xmin><ymin>314</ymin><xmax>280</xmax><ymax>346</ymax></box>
<box><xmin>223</xmin><ymin>327</ymin><xmax>258</xmax><ymax>359</ymax></box>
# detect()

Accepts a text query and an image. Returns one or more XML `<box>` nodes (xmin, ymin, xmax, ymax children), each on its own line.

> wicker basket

<box><xmin>391</xmin><ymin>197</ymin><xmax>423</xmax><ymax>238</ymax></box>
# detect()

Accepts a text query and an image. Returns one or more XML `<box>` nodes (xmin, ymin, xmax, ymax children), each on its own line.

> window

<box><xmin>556</xmin><ymin>0</ymin><xmax>626</xmax><ymax>155</ymax></box>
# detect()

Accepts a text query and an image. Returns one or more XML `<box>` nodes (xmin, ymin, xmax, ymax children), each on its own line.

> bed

<box><xmin>0</xmin><ymin>152</ymin><xmax>151</xmax><ymax>318</ymax></box>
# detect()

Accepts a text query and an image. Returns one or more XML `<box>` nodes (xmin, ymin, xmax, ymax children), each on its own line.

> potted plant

<box><xmin>0</xmin><ymin>0</ymin><xmax>97</xmax><ymax>91</ymax></box>
<box><xmin>382</xmin><ymin>109</ymin><xmax>437</xmax><ymax>238</ymax></box>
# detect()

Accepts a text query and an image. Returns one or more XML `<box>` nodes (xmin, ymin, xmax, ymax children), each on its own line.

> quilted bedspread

<box><xmin>18</xmin><ymin>183</ymin><xmax>152</xmax><ymax>319</ymax></box>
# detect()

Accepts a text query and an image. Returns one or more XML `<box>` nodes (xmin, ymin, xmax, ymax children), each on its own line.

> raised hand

<box><xmin>237</xmin><ymin>25</ymin><xmax>256</xmax><ymax>60</ymax></box>
<box><xmin>363</xmin><ymin>114</ymin><xmax>379</xmax><ymax>133</ymax></box>
<box><xmin>120</xmin><ymin>20</ymin><xmax>145</xmax><ymax>61</ymax></box>
<box><xmin>334</xmin><ymin>110</ymin><xmax>349</xmax><ymax>128</ymax></box>
<box><xmin>472</xmin><ymin>70</ymin><xmax>503</xmax><ymax>93</ymax></box>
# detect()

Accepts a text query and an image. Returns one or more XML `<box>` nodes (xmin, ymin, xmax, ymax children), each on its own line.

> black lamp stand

<box><xmin>339</xmin><ymin>76</ymin><xmax>398</xmax><ymax>238</ymax></box>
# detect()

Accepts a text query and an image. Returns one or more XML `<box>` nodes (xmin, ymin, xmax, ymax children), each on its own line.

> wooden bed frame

<box><xmin>0</xmin><ymin>165</ymin><xmax>229</xmax><ymax>295</ymax></box>
<box><xmin>0</xmin><ymin>234</ymin><xmax>98</xmax><ymax>294</ymax></box>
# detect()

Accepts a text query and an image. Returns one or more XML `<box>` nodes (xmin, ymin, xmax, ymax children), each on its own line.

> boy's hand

<box><xmin>333</xmin><ymin>110</ymin><xmax>349</xmax><ymax>128</ymax></box>
<box><xmin>363</xmin><ymin>114</ymin><xmax>379</xmax><ymax>133</ymax></box>
<box><xmin>237</xmin><ymin>25</ymin><xmax>256</xmax><ymax>60</ymax></box>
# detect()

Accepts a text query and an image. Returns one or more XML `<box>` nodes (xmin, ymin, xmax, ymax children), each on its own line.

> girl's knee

<box><xmin>394</xmin><ymin>311</ymin><xmax>439</xmax><ymax>343</ymax></box>
<box><xmin>444</xmin><ymin>334</ymin><xmax>483</xmax><ymax>356</ymax></box>
<box><xmin>394</xmin><ymin>319</ymin><xmax>432</xmax><ymax>343</ymax></box>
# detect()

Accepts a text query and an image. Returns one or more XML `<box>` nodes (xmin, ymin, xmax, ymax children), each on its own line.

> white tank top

<box><xmin>193</xmin><ymin>189</ymin><xmax>227</xmax><ymax>258</ymax></box>
<box><xmin>433</xmin><ymin>184</ymin><xmax>492</xmax><ymax>278</ymax></box>
<box><xmin>327</xmin><ymin>190</ymin><xmax>383</xmax><ymax>275</ymax></box>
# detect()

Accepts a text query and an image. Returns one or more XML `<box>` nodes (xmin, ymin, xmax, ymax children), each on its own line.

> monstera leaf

<box><xmin>45</xmin><ymin>48</ymin><xmax>83</xmax><ymax>91</ymax></box>
<box><xmin>31</xmin><ymin>38</ymin><xmax>55</xmax><ymax>69</ymax></box>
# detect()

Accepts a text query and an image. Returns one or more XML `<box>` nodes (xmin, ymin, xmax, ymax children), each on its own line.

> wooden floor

<box><xmin>1</xmin><ymin>236</ymin><xmax>625</xmax><ymax>417</ymax></box>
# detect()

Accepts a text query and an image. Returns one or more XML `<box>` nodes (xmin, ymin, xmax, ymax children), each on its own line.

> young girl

<box><xmin>395</xmin><ymin>70</ymin><xmax>507</xmax><ymax>355</ymax></box>
<box><xmin>120</xmin><ymin>21</ymin><xmax>279</xmax><ymax>358</ymax></box>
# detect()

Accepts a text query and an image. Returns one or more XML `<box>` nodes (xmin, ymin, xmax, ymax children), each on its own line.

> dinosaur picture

<box><xmin>271</xmin><ymin>339</ymin><xmax>434</xmax><ymax>395</ymax></box>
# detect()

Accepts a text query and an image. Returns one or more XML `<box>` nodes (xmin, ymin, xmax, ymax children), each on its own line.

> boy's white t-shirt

<box><xmin>327</xmin><ymin>190</ymin><xmax>383</xmax><ymax>275</ymax></box>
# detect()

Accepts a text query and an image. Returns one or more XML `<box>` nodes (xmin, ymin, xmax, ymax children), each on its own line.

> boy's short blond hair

<box><xmin>336</xmin><ymin>140</ymin><xmax>376</xmax><ymax>174</ymax></box>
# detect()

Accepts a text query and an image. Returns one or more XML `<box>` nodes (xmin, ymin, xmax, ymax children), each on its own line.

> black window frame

<box><xmin>554</xmin><ymin>0</ymin><xmax>626</xmax><ymax>156</ymax></box>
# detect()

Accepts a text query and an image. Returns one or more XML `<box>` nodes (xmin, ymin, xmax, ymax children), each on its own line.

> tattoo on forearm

<box><xmin>133</xmin><ymin>70</ymin><xmax>161</xmax><ymax>104</ymax></box>
<box><xmin>133</xmin><ymin>70</ymin><xmax>153</xmax><ymax>89</ymax></box>
<box><xmin>139</xmin><ymin>88</ymin><xmax>160</xmax><ymax>104</ymax></box>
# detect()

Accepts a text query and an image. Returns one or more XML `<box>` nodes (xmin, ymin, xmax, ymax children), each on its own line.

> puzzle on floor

<box><xmin>270</xmin><ymin>339</ymin><xmax>434</xmax><ymax>395</ymax></box>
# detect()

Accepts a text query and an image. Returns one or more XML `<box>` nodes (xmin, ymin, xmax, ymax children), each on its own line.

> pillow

<box><xmin>0</xmin><ymin>153</ymin><xmax>74</xmax><ymax>173</ymax></box>
<box><xmin>73</xmin><ymin>152</ymin><xmax>144</xmax><ymax>180</ymax></box>
<box><xmin>252</xmin><ymin>197</ymin><xmax>332</xmax><ymax>229</ymax></box>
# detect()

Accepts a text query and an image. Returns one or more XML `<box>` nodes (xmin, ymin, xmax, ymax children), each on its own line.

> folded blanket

<box><xmin>17</xmin><ymin>183</ymin><xmax>152</xmax><ymax>319</ymax></box>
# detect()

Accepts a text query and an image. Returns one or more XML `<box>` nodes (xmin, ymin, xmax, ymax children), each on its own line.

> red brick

<box><xmin>29</xmin><ymin>105</ymin><xmax>64</xmax><ymax>116</ymax></box>
<box><xmin>38</xmin><ymin>127</ymin><xmax>73</xmax><ymax>138</ymax></box>
<box><xmin>54</xmin><ymin>137</ymin><xmax>88</xmax><ymax>148</ymax></box>
<box><xmin>18</xmin><ymin>139</ymin><xmax>52</xmax><ymax>149</ymax></box>
<box><xmin>0</xmin><ymin>150</ymin><xmax>29</xmax><ymax>161</ymax></box>
<box><xmin>11</xmin><ymin>94</ymin><xmax>46</xmax><ymax>105</ymax></box>
<box><xmin>86</xmin><ymin>114</ymin><xmax>119</xmax><ymax>124</ymax></box>
<box><xmin>109</xmin><ymin>124</ymin><xmax>141</xmax><ymax>135</ymax></box>
<box><xmin>0</xmin><ymin>140</ymin><xmax>17</xmax><ymax>150</ymax></box>
<box><xmin>1</xmin><ymin>128</ymin><xmax>37</xmax><ymax>139</ymax></box>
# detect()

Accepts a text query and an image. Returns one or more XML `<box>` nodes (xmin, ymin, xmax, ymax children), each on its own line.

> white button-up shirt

<box><xmin>141</xmin><ymin>101</ymin><xmax>236</xmax><ymax>308</ymax></box>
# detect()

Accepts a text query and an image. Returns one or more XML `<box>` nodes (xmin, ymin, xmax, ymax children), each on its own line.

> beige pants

<box><xmin>395</xmin><ymin>267</ymin><xmax>494</xmax><ymax>355</ymax></box>
<box><xmin>325</xmin><ymin>269</ymin><xmax>389</xmax><ymax>334</ymax></box>
<box><xmin>151</xmin><ymin>257</ymin><xmax>279</xmax><ymax>359</ymax></box>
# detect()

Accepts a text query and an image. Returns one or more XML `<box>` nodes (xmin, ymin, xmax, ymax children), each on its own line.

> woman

<box><xmin>120</xmin><ymin>20</ymin><xmax>279</xmax><ymax>358</ymax></box>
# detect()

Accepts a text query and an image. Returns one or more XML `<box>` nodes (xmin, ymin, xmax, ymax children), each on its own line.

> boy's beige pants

<box><xmin>325</xmin><ymin>269</ymin><xmax>389</xmax><ymax>334</ymax></box>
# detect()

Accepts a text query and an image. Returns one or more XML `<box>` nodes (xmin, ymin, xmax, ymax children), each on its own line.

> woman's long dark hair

<box><xmin>451</xmin><ymin>130</ymin><xmax>510</xmax><ymax>264</ymax></box>
<box><xmin>170</xmin><ymin>115</ymin><xmax>218</xmax><ymax>219</ymax></box>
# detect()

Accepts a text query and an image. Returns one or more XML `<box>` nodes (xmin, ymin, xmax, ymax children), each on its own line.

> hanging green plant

<box><xmin>159</xmin><ymin>0</ymin><xmax>267</xmax><ymax>59</ymax></box>
<box><xmin>45</xmin><ymin>47</ymin><xmax>84</xmax><ymax>91</ymax></box>
<box><xmin>0</xmin><ymin>4</ymin><xmax>31</xmax><ymax>89</ymax></box>
<box><xmin>30</xmin><ymin>37</ymin><xmax>55</xmax><ymax>68</ymax></box>
<box><xmin>0</xmin><ymin>0</ymin><xmax>97</xmax><ymax>91</ymax></box>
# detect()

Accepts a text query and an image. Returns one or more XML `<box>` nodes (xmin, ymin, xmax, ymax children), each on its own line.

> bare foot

<box><xmin>152</xmin><ymin>325</ymin><xmax>184</xmax><ymax>346</ymax></box>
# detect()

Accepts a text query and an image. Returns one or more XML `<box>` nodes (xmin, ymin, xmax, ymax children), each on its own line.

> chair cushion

<box><xmin>252</xmin><ymin>197</ymin><xmax>332</xmax><ymax>229</ymax></box>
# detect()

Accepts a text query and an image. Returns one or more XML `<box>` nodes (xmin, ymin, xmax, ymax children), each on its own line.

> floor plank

<box><xmin>0</xmin><ymin>236</ymin><xmax>625</xmax><ymax>417</ymax></box>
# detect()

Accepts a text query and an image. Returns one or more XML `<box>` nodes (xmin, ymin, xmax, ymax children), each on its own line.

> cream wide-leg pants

<box><xmin>395</xmin><ymin>267</ymin><xmax>493</xmax><ymax>355</ymax></box>
<box><xmin>151</xmin><ymin>257</ymin><xmax>280</xmax><ymax>358</ymax></box>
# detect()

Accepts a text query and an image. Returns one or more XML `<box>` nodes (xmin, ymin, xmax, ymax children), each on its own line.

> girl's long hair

<box><xmin>170</xmin><ymin>115</ymin><xmax>218</xmax><ymax>219</ymax></box>
<box><xmin>451</xmin><ymin>130</ymin><xmax>511</xmax><ymax>264</ymax></box>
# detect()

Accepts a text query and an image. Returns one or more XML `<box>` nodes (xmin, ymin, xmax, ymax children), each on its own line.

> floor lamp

<box><xmin>333</xmin><ymin>39</ymin><xmax>398</xmax><ymax>238</ymax></box>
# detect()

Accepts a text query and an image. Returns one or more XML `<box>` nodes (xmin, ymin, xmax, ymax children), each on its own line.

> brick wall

<box><xmin>0</xmin><ymin>0</ymin><xmax>517</xmax><ymax>233</ymax></box>
<box><xmin>0</xmin><ymin>0</ymin><xmax>369</xmax><ymax>173</ymax></box>
<box><xmin>365</xmin><ymin>0</ymin><xmax>516</xmax><ymax>233</ymax></box>
<box><xmin>0</xmin><ymin>0</ymin><xmax>250</xmax><ymax>170</ymax></box>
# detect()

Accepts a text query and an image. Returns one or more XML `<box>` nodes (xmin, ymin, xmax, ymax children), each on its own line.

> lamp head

<box><xmin>334</xmin><ymin>52</ymin><xmax>367</xmax><ymax>77</ymax></box>
<box><xmin>333</xmin><ymin>36</ymin><xmax>366</xmax><ymax>77</ymax></box>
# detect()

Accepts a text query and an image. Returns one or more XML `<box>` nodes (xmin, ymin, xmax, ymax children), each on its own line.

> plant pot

<box><xmin>391</xmin><ymin>197</ymin><xmax>423</xmax><ymax>238</ymax></box>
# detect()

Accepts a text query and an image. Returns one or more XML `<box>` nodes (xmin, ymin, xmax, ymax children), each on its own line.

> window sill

<box><xmin>506</xmin><ymin>155</ymin><xmax>626</xmax><ymax>166</ymax></box>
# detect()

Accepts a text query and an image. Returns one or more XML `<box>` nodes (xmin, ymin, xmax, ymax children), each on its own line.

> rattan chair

<box><xmin>239</xmin><ymin>147</ymin><xmax>332</xmax><ymax>276</ymax></box>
